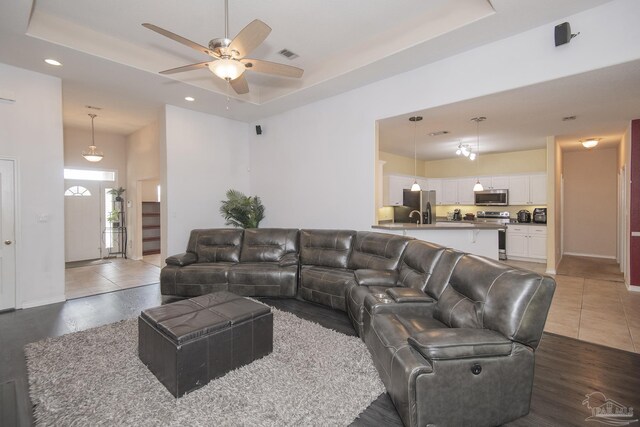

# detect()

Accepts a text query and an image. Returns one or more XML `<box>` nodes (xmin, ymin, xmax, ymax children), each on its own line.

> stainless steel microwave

<box><xmin>474</xmin><ymin>189</ymin><xmax>509</xmax><ymax>206</ymax></box>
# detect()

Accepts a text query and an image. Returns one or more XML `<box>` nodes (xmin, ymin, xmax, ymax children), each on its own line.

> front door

<box><xmin>64</xmin><ymin>180</ymin><xmax>102</xmax><ymax>262</ymax></box>
<box><xmin>0</xmin><ymin>159</ymin><xmax>16</xmax><ymax>311</ymax></box>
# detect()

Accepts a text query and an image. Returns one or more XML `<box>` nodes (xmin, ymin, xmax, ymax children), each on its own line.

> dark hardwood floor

<box><xmin>1</xmin><ymin>285</ymin><xmax>639</xmax><ymax>426</ymax></box>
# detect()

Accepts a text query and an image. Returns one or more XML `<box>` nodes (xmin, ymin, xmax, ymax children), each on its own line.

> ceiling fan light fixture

<box><xmin>581</xmin><ymin>138</ymin><xmax>599</xmax><ymax>149</ymax></box>
<box><xmin>208</xmin><ymin>58</ymin><xmax>246</xmax><ymax>81</ymax></box>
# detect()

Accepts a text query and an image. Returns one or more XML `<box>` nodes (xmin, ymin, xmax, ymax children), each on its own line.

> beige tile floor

<box><xmin>506</xmin><ymin>257</ymin><xmax>640</xmax><ymax>354</ymax></box>
<box><xmin>65</xmin><ymin>256</ymin><xmax>162</xmax><ymax>299</ymax></box>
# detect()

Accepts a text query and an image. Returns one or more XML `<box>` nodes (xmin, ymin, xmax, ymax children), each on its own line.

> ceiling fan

<box><xmin>143</xmin><ymin>0</ymin><xmax>303</xmax><ymax>95</ymax></box>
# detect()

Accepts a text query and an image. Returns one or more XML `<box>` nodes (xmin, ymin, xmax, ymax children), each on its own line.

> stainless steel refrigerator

<box><xmin>403</xmin><ymin>189</ymin><xmax>436</xmax><ymax>224</ymax></box>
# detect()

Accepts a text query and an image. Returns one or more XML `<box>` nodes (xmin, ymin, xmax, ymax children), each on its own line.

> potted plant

<box><xmin>219</xmin><ymin>189</ymin><xmax>265</xmax><ymax>229</ymax></box>
<box><xmin>107</xmin><ymin>210</ymin><xmax>121</xmax><ymax>227</ymax></box>
<box><xmin>108</xmin><ymin>187</ymin><xmax>126</xmax><ymax>201</ymax></box>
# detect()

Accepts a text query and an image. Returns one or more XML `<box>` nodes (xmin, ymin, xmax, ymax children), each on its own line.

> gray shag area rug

<box><xmin>25</xmin><ymin>308</ymin><xmax>384</xmax><ymax>426</ymax></box>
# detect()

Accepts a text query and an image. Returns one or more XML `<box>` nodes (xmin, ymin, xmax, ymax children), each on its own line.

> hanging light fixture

<box><xmin>580</xmin><ymin>138</ymin><xmax>600</xmax><ymax>149</ymax></box>
<box><xmin>409</xmin><ymin>116</ymin><xmax>423</xmax><ymax>191</ymax></box>
<box><xmin>471</xmin><ymin>116</ymin><xmax>486</xmax><ymax>192</ymax></box>
<box><xmin>82</xmin><ymin>114</ymin><xmax>104</xmax><ymax>162</ymax></box>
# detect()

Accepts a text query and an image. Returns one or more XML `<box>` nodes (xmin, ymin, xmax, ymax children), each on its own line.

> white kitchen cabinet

<box><xmin>506</xmin><ymin>224</ymin><xmax>547</xmax><ymax>261</ymax></box>
<box><xmin>386</xmin><ymin>175</ymin><xmax>415</xmax><ymax>206</ymax></box>
<box><xmin>528</xmin><ymin>174</ymin><xmax>547</xmax><ymax>205</ymax></box>
<box><xmin>457</xmin><ymin>178</ymin><xmax>476</xmax><ymax>205</ymax></box>
<box><xmin>426</xmin><ymin>178</ymin><xmax>443</xmax><ymax>204</ymax></box>
<box><xmin>489</xmin><ymin>176</ymin><xmax>510</xmax><ymax>190</ymax></box>
<box><xmin>508</xmin><ymin>174</ymin><xmax>547</xmax><ymax>205</ymax></box>
<box><xmin>441</xmin><ymin>179</ymin><xmax>458</xmax><ymax>204</ymax></box>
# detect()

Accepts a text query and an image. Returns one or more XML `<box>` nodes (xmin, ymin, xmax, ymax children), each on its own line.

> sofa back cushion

<box><xmin>300</xmin><ymin>229</ymin><xmax>356</xmax><ymax>269</ymax></box>
<box><xmin>424</xmin><ymin>248</ymin><xmax>465</xmax><ymax>300</ymax></box>
<box><xmin>240</xmin><ymin>228</ymin><xmax>299</xmax><ymax>262</ymax></box>
<box><xmin>397</xmin><ymin>240</ymin><xmax>446</xmax><ymax>291</ymax></box>
<box><xmin>186</xmin><ymin>229</ymin><xmax>244</xmax><ymax>263</ymax></box>
<box><xmin>433</xmin><ymin>254</ymin><xmax>555</xmax><ymax>349</ymax></box>
<box><xmin>348</xmin><ymin>232</ymin><xmax>412</xmax><ymax>271</ymax></box>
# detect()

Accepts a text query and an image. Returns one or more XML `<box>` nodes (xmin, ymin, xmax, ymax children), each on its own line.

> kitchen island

<box><xmin>373</xmin><ymin>222</ymin><xmax>505</xmax><ymax>260</ymax></box>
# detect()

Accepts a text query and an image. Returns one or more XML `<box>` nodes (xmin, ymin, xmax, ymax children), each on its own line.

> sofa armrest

<box><xmin>363</xmin><ymin>293</ymin><xmax>435</xmax><ymax>319</ymax></box>
<box><xmin>354</xmin><ymin>269</ymin><xmax>398</xmax><ymax>286</ymax></box>
<box><xmin>165</xmin><ymin>252</ymin><xmax>198</xmax><ymax>267</ymax></box>
<box><xmin>278</xmin><ymin>252</ymin><xmax>299</xmax><ymax>267</ymax></box>
<box><xmin>408</xmin><ymin>329</ymin><xmax>513</xmax><ymax>361</ymax></box>
<box><xmin>386</xmin><ymin>287</ymin><xmax>434</xmax><ymax>303</ymax></box>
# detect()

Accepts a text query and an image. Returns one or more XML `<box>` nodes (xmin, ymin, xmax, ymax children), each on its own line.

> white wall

<box><xmin>249</xmin><ymin>0</ymin><xmax>640</xmax><ymax>231</ymax></box>
<box><xmin>63</xmin><ymin>127</ymin><xmax>127</xmax><ymax>186</ymax></box>
<box><xmin>0</xmin><ymin>63</ymin><xmax>65</xmax><ymax>308</ymax></box>
<box><xmin>126</xmin><ymin>121</ymin><xmax>160</xmax><ymax>259</ymax></box>
<box><xmin>162</xmin><ymin>105</ymin><xmax>250</xmax><ymax>257</ymax></box>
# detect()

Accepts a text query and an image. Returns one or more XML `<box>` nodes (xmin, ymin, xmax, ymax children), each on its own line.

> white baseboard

<box><xmin>626</xmin><ymin>283</ymin><xmax>640</xmax><ymax>292</ymax></box>
<box><xmin>563</xmin><ymin>252</ymin><xmax>616</xmax><ymax>260</ymax></box>
<box><xmin>546</xmin><ymin>269</ymin><xmax>556</xmax><ymax>275</ymax></box>
<box><xmin>21</xmin><ymin>294</ymin><xmax>66</xmax><ymax>309</ymax></box>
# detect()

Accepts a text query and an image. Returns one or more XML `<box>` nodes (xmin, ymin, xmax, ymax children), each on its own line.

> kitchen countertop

<box><xmin>373</xmin><ymin>222</ymin><xmax>506</xmax><ymax>231</ymax></box>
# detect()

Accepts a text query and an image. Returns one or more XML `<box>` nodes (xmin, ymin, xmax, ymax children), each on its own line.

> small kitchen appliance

<box><xmin>517</xmin><ymin>210</ymin><xmax>532</xmax><ymax>223</ymax></box>
<box><xmin>452</xmin><ymin>209</ymin><xmax>462</xmax><ymax>221</ymax></box>
<box><xmin>533</xmin><ymin>207</ymin><xmax>547</xmax><ymax>224</ymax></box>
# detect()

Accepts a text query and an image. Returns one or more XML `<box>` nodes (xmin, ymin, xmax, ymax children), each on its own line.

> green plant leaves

<box><xmin>219</xmin><ymin>189</ymin><xmax>265</xmax><ymax>228</ymax></box>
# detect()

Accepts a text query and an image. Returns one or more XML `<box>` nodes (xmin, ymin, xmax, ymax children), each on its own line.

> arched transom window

<box><xmin>64</xmin><ymin>185</ymin><xmax>92</xmax><ymax>196</ymax></box>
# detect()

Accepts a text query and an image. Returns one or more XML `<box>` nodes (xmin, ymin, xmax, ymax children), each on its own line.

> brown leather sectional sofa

<box><xmin>161</xmin><ymin>227</ymin><xmax>556</xmax><ymax>426</ymax></box>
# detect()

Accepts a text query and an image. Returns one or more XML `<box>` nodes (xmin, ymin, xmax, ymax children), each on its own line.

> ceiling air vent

<box><xmin>278</xmin><ymin>49</ymin><xmax>299</xmax><ymax>60</ymax></box>
<box><xmin>85</xmin><ymin>105</ymin><xmax>103</xmax><ymax>110</ymax></box>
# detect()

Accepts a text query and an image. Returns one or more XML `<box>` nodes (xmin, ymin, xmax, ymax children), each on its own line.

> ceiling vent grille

<box><xmin>85</xmin><ymin>105</ymin><xmax>103</xmax><ymax>110</ymax></box>
<box><xmin>278</xmin><ymin>49</ymin><xmax>299</xmax><ymax>60</ymax></box>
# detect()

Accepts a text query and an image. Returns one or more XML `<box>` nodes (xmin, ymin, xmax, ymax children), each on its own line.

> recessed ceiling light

<box><xmin>428</xmin><ymin>130</ymin><xmax>450</xmax><ymax>136</ymax></box>
<box><xmin>185</xmin><ymin>96</ymin><xmax>195</xmax><ymax>102</ymax></box>
<box><xmin>562</xmin><ymin>115</ymin><xmax>576</xmax><ymax>121</ymax></box>
<box><xmin>44</xmin><ymin>58</ymin><xmax>62</xmax><ymax>66</ymax></box>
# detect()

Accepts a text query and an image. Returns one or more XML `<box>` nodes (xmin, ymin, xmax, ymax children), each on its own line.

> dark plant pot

<box><xmin>115</xmin><ymin>196</ymin><xmax>123</xmax><ymax>202</ymax></box>
<box><xmin>112</xmin><ymin>222</ymin><xmax>120</xmax><ymax>228</ymax></box>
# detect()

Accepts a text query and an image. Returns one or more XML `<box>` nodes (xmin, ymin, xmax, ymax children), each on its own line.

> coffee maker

<box><xmin>452</xmin><ymin>209</ymin><xmax>462</xmax><ymax>221</ymax></box>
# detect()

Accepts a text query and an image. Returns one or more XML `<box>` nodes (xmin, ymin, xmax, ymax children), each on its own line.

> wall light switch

<box><xmin>127</xmin><ymin>200</ymin><xmax>132</xmax><ymax>208</ymax></box>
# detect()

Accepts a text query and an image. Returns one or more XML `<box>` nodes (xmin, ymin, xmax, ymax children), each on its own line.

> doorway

<box><xmin>0</xmin><ymin>159</ymin><xmax>16</xmax><ymax>311</ymax></box>
<box><xmin>64</xmin><ymin>180</ymin><xmax>101</xmax><ymax>262</ymax></box>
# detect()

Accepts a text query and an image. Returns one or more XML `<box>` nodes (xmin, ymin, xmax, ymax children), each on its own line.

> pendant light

<box><xmin>471</xmin><ymin>116</ymin><xmax>486</xmax><ymax>192</ymax></box>
<box><xmin>409</xmin><ymin>116</ymin><xmax>423</xmax><ymax>191</ymax></box>
<box><xmin>82</xmin><ymin>114</ymin><xmax>104</xmax><ymax>162</ymax></box>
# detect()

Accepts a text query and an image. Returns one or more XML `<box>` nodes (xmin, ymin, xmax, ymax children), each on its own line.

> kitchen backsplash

<box><xmin>435</xmin><ymin>205</ymin><xmax>546</xmax><ymax>219</ymax></box>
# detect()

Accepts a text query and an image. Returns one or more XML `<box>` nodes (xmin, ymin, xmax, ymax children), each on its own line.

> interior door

<box><xmin>0</xmin><ymin>159</ymin><xmax>16</xmax><ymax>311</ymax></box>
<box><xmin>64</xmin><ymin>180</ymin><xmax>102</xmax><ymax>262</ymax></box>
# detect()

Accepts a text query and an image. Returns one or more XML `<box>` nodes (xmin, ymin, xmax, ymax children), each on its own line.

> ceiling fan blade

<box><xmin>159</xmin><ymin>61</ymin><xmax>212</xmax><ymax>75</ymax></box>
<box><xmin>229</xmin><ymin>74</ymin><xmax>249</xmax><ymax>95</ymax></box>
<box><xmin>142</xmin><ymin>23</ymin><xmax>215</xmax><ymax>57</ymax></box>
<box><xmin>228</xmin><ymin>20</ymin><xmax>271</xmax><ymax>59</ymax></box>
<box><xmin>241</xmin><ymin>58</ymin><xmax>304</xmax><ymax>78</ymax></box>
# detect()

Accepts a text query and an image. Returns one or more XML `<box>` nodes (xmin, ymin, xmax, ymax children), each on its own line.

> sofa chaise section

<box><xmin>364</xmin><ymin>254</ymin><xmax>555</xmax><ymax>427</ymax></box>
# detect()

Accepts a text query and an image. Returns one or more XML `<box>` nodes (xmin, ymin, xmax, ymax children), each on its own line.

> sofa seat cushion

<box><xmin>227</xmin><ymin>263</ymin><xmax>297</xmax><ymax>297</ymax></box>
<box><xmin>299</xmin><ymin>266</ymin><xmax>355</xmax><ymax>311</ymax></box>
<box><xmin>372</xmin><ymin>313</ymin><xmax>448</xmax><ymax>349</ymax></box>
<box><xmin>161</xmin><ymin>263</ymin><xmax>233</xmax><ymax>297</ymax></box>
<box><xmin>354</xmin><ymin>269</ymin><xmax>398</xmax><ymax>287</ymax></box>
<box><xmin>408</xmin><ymin>328</ymin><xmax>513</xmax><ymax>361</ymax></box>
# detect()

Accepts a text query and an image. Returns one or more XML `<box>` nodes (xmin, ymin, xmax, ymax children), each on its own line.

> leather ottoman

<box><xmin>138</xmin><ymin>291</ymin><xmax>273</xmax><ymax>397</ymax></box>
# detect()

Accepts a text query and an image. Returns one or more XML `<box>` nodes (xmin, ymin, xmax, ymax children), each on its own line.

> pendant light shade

<box><xmin>409</xmin><ymin>116</ymin><xmax>423</xmax><ymax>191</ymax></box>
<box><xmin>82</xmin><ymin>114</ymin><xmax>104</xmax><ymax>162</ymax></box>
<box><xmin>470</xmin><ymin>116</ymin><xmax>486</xmax><ymax>192</ymax></box>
